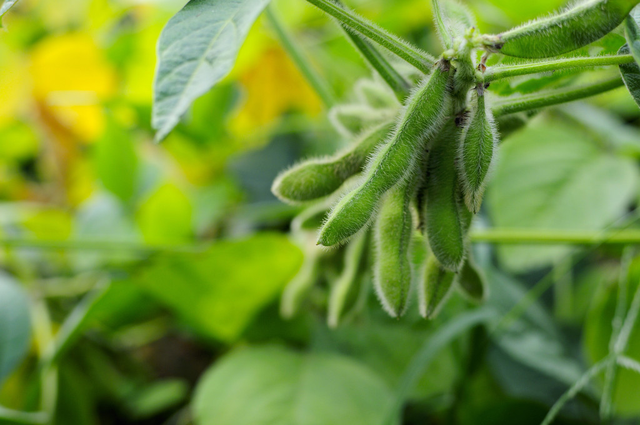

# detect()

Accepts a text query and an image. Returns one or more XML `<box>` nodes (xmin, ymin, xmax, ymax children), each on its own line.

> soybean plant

<box><xmin>154</xmin><ymin>0</ymin><xmax>640</xmax><ymax>322</ymax></box>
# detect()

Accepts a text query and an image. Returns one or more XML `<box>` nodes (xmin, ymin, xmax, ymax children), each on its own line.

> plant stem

<box><xmin>343</xmin><ymin>30</ymin><xmax>411</xmax><ymax>99</ymax></box>
<box><xmin>266</xmin><ymin>5</ymin><xmax>337</xmax><ymax>107</ymax></box>
<box><xmin>492</xmin><ymin>76</ymin><xmax>625</xmax><ymax>117</ymax></box>
<box><xmin>0</xmin><ymin>407</ymin><xmax>48</xmax><ymax>425</ymax></box>
<box><xmin>470</xmin><ymin>228</ymin><xmax>640</xmax><ymax>244</ymax></box>
<box><xmin>483</xmin><ymin>55</ymin><xmax>635</xmax><ymax>83</ymax></box>
<box><xmin>0</xmin><ymin>238</ymin><xmax>205</xmax><ymax>253</ymax></box>
<box><xmin>304</xmin><ymin>0</ymin><xmax>436</xmax><ymax>73</ymax></box>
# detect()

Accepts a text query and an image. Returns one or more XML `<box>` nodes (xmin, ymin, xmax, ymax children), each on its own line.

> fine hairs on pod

<box><xmin>373</xmin><ymin>178</ymin><xmax>417</xmax><ymax>318</ymax></box>
<box><xmin>272</xmin><ymin>121</ymin><xmax>393</xmax><ymax>204</ymax></box>
<box><xmin>318</xmin><ymin>60</ymin><xmax>453</xmax><ymax>247</ymax></box>
<box><xmin>497</xmin><ymin>0</ymin><xmax>640</xmax><ymax>58</ymax></box>
<box><xmin>458</xmin><ymin>88</ymin><xmax>499</xmax><ymax>214</ymax></box>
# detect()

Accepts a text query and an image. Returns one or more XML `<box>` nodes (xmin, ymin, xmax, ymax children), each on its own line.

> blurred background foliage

<box><xmin>2</xmin><ymin>0</ymin><xmax>640</xmax><ymax>424</ymax></box>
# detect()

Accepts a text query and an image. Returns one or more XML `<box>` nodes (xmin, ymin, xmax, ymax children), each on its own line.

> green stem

<box><xmin>470</xmin><ymin>228</ymin><xmax>640</xmax><ymax>244</ymax></box>
<box><xmin>0</xmin><ymin>407</ymin><xmax>48</xmax><ymax>425</ymax></box>
<box><xmin>266</xmin><ymin>5</ymin><xmax>337</xmax><ymax>107</ymax></box>
<box><xmin>492</xmin><ymin>76</ymin><xmax>625</xmax><ymax>117</ymax></box>
<box><xmin>483</xmin><ymin>55</ymin><xmax>635</xmax><ymax>83</ymax></box>
<box><xmin>0</xmin><ymin>238</ymin><xmax>205</xmax><ymax>253</ymax></box>
<box><xmin>343</xmin><ymin>30</ymin><xmax>411</xmax><ymax>99</ymax></box>
<box><xmin>304</xmin><ymin>0</ymin><xmax>436</xmax><ymax>73</ymax></box>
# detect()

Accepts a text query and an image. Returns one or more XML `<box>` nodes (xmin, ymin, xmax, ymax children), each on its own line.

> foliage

<box><xmin>2</xmin><ymin>0</ymin><xmax>640</xmax><ymax>424</ymax></box>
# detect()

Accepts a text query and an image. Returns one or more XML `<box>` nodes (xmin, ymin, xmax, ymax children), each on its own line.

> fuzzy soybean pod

<box><xmin>318</xmin><ymin>62</ymin><xmax>452</xmax><ymax>247</ymax></box>
<box><xmin>498</xmin><ymin>0</ymin><xmax>640</xmax><ymax>58</ymax></box>
<box><xmin>272</xmin><ymin>121</ymin><xmax>393</xmax><ymax>204</ymax></box>
<box><xmin>419</xmin><ymin>255</ymin><xmax>456</xmax><ymax>319</ymax></box>
<box><xmin>423</xmin><ymin>119</ymin><xmax>468</xmax><ymax>272</ymax></box>
<box><xmin>373</xmin><ymin>179</ymin><xmax>416</xmax><ymax>318</ymax></box>
<box><xmin>280</xmin><ymin>238</ymin><xmax>321</xmax><ymax>319</ymax></box>
<box><xmin>458</xmin><ymin>91</ymin><xmax>498</xmax><ymax>214</ymax></box>
<box><xmin>327</xmin><ymin>231</ymin><xmax>368</xmax><ymax>328</ymax></box>
<box><xmin>457</xmin><ymin>258</ymin><xmax>487</xmax><ymax>302</ymax></box>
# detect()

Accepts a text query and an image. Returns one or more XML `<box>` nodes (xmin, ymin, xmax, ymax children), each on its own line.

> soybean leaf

<box><xmin>0</xmin><ymin>272</ymin><xmax>31</xmax><ymax>384</ymax></box>
<box><xmin>625</xmin><ymin>6</ymin><xmax>640</xmax><ymax>66</ymax></box>
<box><xmin>95</xmin><ymin>117</ymin><xmax>139</xmax><ymax>203</ymax></box>
<box><xmin>431</xmin><ymin>0</ymin><xmax>475</xmax><ymax>50</ymax></box>
<box><xmin>487</xmin><ymin>121</ymin><xmax>639</xmax><ymax>272</ymax></box>
<box><xmin>0</xmin><ymin>0</ymin><xmax>18</xmax><ymax>17</ymax></box>
<box><xmin>619</xmin><ymin>45</ymin><xmax>640</xmax><ymax>109</ymax></box>
<box><xmin>193</xmin><ymin>345</ymin><xmax>393</xmax><ymax>425</ymax></box>
<box><xmin>134</xmin><ymin>234</ymin><xmax>302</xmax><ymax>342</ymax></box>
<box><xmin>153</xmin><ymin>0</ymin><xmax>270</xmax><ymax>142</ymax></box>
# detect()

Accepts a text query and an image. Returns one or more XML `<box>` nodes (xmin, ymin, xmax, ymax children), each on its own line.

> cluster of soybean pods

<box><xmin>272</xmin><ymin>0</ymin><xmax>640</xmax><ymax>325</ymax></box>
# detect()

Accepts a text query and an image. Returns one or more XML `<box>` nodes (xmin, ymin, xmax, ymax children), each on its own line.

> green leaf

<box><xmin>152</xmin><ymin>0</ymin><xmax>270</xmax><ymax>142</ymax></box>
<box><xmin>0</xmin><ymin>0</ymin><xmax>18</xmax><ymax>17</ymax></box>
<box><xmin>430</xmin><ymin>0</ymin><xmax>476</xmax><ymax>50</ymax></box>
<box><xmin>0</xmin><ymin>272</ymin><xmax>31</xmax><ymax>385</ymax></box>
<box><xmin>137</xmin><ymin>183</ymin><xmax>193</xmax><ymax>244</ymax></box>
<box><xmin>193</xmin><ymin>345</ymin><xmax>393</xmax><ymax>425</ymax></box>
<box><xmin>619</xmin><ymin>45</ymin><xmax>640</xmax><ymax>108</ymax></box>
<box><xmin>487</xmin><ymin>121</ymin><xmax>639</xmax><ymax>272</ymax></box>
<box><xmin>95</xmin><ymin>117</ymin><xmax>139</xmax><ymax>203</ymax></box>
<box><xmin>135</xmin><ymin>234</ymin><xmax>303</xmax><ymax>342</ymax></box>
<box><xmin>625</xmin><ymin>7</ymin><xmax>640</xmax><ymax>66</ymax></box>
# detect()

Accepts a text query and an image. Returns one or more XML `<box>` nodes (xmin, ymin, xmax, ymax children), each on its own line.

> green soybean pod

<box><xmin>329</xmin><ymin>104</ymin><xmax>396</xmax><ymax>137</ymax></box>
<box><xmin>458</xmin><ymin>91</ymin><xmax>498</xmax><ymax>214</ymax></box>
<box><xmin>327</xmin><ymin>231</ymin><xmax>368</xmax><ymax>328</ymax></box>
<box><xmin>355</xmin><ymin>79</ymin><xmax>400</xmax><ymax>109</ymax></box>
<box><xmin>498</xmin><ymin>0</ymin><xmax>640</xmax><ymax>58</ymax></box>
<box><xmin>272</xmin><ymin>121</ymin><xmax>393</xmax><ymax>204</ymax></box>
<box><xmin>419</xmin><ymin>255</ymin><xmax>456</xmax><ymax>319</ymax></box>
<box><xmin>280</xmin><ymin>241</ymin><xmax>321</xmax><ymax>319</ymax></box>
<box><xmin>457</xmin><ymin>258</ymin><xmax>487</xmax><ymax>302</ymax></box>
<box><xmin>318</xmin><ymin>61</ymin><xmax>452</xmax><ymax>247</ymax></box>
<box><xmin>373</xmin><ymin>180</ymin><xmax>415</xmax><ymax>318</ymax></box>
<box><xmin>424</xmin><ymin>118</ymin><xmax>468</xmax><ymax>272</ymax></box>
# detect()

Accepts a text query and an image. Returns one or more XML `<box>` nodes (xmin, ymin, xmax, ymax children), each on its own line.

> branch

<box><xmin>304</xmin><ymin>0</ymin><xmax>436</xmax><ymax>73</ymax></box>
<box><xmin>266</xmin><ymin>5</ymin><xmax>337</xmax><ymax>107</ymax></box>
<box><xmin>492</xmin><ymin>76</ymin><xmax>624</xmax><ymax>117</ymax></box>
<box><xmin>470</xmin><ymin>228</ymin><xmax>640</xmax><ymax>244</ymax></box>
<box><xmin>483</xmin><ymin>55</ymin><xmax>635</xmax><ymax>83</ymax></box>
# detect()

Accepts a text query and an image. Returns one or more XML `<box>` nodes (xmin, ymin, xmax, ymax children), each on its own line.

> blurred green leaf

<box><xmin>0</xmin><ymin>0</ymin><xmax>18</xmax><ymax>17</ymax></box>
<box><xmin>137</xmin><ymin>183</ymin><xmax>193</xmax><ymax>244</ymax></box>
<box><xmin>95</xmin><ymin>117</ymin><xmax>139</xmax><ymax>204</ymax></box>
<box><xmin>487</xmin><ymin>121</ymin><xmax>639</xmax><ymax>272</ymax></box>
<box><xmin>0</xmin><ymin>272</ymin><xmax>30</xmax><ymax>385</ymax></box>
<box><xmin>135</xmin><ymin>234</ymin><xmax>303</xmax><ymax>341</ymax></box>
<box><xmin>126</xmin><ymin>379</ymin><xmax>188</xmax><ymax>419</ymax></box>
<box><xmin>152</xmin><ymin>0</ymin><xmax>270</xmax><ymax>141</ymax></box>
<box><xmin>193</xmin><ymin>345</ymin><xmax>393</xmax><ymax>425</ymax></box>
<box><xmin>584</xmin><ymin>255</ymin><xmax>640</xmax><ymax>417</ymax></box>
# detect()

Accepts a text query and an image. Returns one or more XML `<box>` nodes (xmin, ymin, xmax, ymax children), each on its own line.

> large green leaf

<box><xmin>134</xmin><ymin>234</ymin><xmax>303</xmax><ymax>341</ymax></box>
<box><xmin>0</xmin><ymin>0</ymin><xmax>18</xmax><ymax>17</ymax></box>
<box><xmin>193</xmin><ymin>345</ymin><xmax>393</xmax><ymax>425</ymax></box>
<box><xmin>152</xmin><ymin>0</ymin><xmax>270</xmax><ymax>141</ymax></box>
<box><xmin>0</xmin><ymin>272</ymin><xmax>31</xmax><ymax>384</ymax></box>
<box><xmin>487</xmin><ymin>121</ymin><xmax>639</xmax><ymax>272</ymax></box>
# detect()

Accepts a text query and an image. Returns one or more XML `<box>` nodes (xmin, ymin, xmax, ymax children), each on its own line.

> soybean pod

<box><xmin>272</xmin><ymin>121</ymin><xmax>393</xmax><ymax>204</ymax></box>
<box><xmin>419</xmin><ymin>255</ymin><xmax>456</xmax><ymax>319</ymax></box>
<box><xmin>328</xmin><ymin>231</ymin><xmax>368</xmax><ymax>328</ymax></box>
<box><xmin>280</xmin><ymin>240</ymin><xmax>322</xmax><ymax>319</ymax></box>
<box><xmin>423</xmin><ymin>118</ymin><xmax>469</xmax><ymax>272</ymax></box>
<box><xmin>457</xmin><ymin>257</ymin><xmax>487</xmax><ymax>302</ymax></box>
<box><xmin>373</xmin><ymin>178</ymin><xmax>416</xmax><ymax>318</ymax></box>
<box><xmin>458</xmin><ymin>89</ymin><xmax>498</xmax><ymax>214</ymax></box>
<box><xmin>498</xmin><ymin>0</ymin><xmax>640</xmax><ymax>58</ymax></box>
<box><xmin>318</xmin><ymin>61</ymin><xmax>452</xmax><ymax>247</ymax></box>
